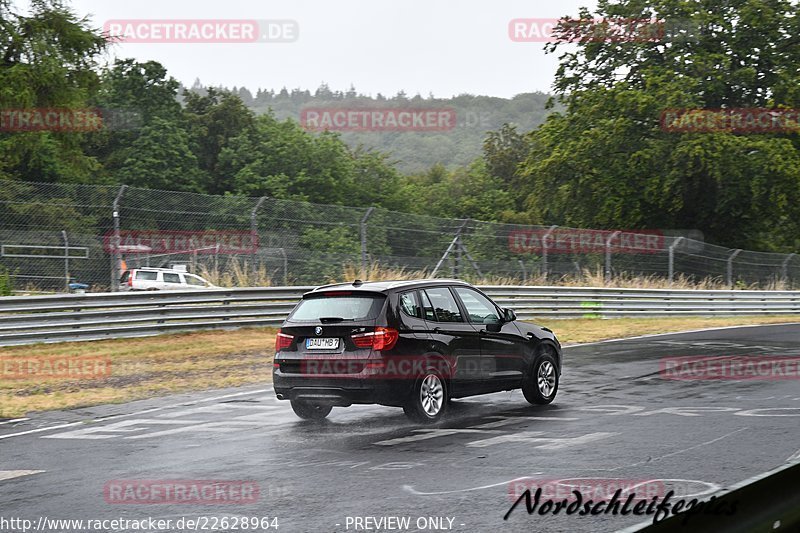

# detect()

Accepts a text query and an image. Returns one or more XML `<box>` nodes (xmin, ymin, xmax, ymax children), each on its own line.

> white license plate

<box><xmin>306</xmin><ymin>338</ymin><xmax>340</xmax><ymax>350</ymax></box>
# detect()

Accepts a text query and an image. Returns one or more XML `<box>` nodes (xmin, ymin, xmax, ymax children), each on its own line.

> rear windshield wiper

<box><xmin>319</xmin><ymin>316</ymin><xmax>353</xmax><ymax>323</ymax></box>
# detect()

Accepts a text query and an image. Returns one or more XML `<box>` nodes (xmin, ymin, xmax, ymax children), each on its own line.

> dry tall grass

<box><xmin>146</xmin><ymin>260</ymin><xmax>793</xmax><ymax>291</ymax></box>
<box><xmin>197</xmin><ymin>260</ymin><xmax>273</xmax><ymax>287</ymax></box>
<box><xmin>334</xmin><ymin>263</ymin><xmax>790</xmax><ymax>290</ymax></box>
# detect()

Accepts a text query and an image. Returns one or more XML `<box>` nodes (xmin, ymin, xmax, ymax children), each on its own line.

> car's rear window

<box><xmin>290</xmin><ymin>293</ymin><xmax>385</xmax><ymax>321</ymax></box>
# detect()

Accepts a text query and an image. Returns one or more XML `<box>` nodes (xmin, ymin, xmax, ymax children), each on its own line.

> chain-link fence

<box><xmin>1</xmin><ymin>180</ymin><xmax>798</xmax><ymax>293</ymax></box>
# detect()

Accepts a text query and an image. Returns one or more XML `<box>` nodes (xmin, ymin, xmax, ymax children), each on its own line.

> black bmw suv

<box><xmin>273</xmin><ymin>279</ymin><xmax>562</xmax><ymax>423</ymax></box>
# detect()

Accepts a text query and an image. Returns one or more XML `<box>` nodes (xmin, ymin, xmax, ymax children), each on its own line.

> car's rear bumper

<box><xmin>273</xmin><ymin>372</ymin><xmax>412</xmax><ymax>407</ymax></box>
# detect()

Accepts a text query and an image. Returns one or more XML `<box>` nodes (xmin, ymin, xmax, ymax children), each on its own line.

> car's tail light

<box><xmin>128</xmin><ymin>272</ymin><xmax>133</xmax><ymax>287</ymax></box>
<box><xmin>352</xmin><ymin>327</ymin><xmax>399</xmax><ymax>351</ymax></box>
<box><xmin>275</xmin><ymin>331</ymin><xmax>294</xmax><ymax>351</ymax></box>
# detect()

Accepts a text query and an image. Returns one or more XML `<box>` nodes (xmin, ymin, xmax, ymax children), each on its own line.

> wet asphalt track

<box><xmin>1</xmin><ymin>323</ymin><xmax>799</xmax><ymax>533</ymax></box>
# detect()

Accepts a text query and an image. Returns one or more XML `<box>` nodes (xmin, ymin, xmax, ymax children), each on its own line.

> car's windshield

<box><xmin>184</xmin><ymin>275</ymin><xmax>208</xmax><ymax>286</ymax></box>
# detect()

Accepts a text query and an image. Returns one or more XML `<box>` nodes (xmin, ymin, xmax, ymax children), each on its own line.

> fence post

<box><xmin>431</xmin><ymin>219</ymin><xmax>469</xmax><ymax>278</ymax></box>
<box><xmin>604</xmin><ymin>231</ymin><xmax>621</xmax><ymax>283</ymax></box>
<box><xmin>782</xmin><ymin>253</ymin><xmax>796</xmax><ymax>283</ymax></box>
<box><xmin>111</xmin><ymin>185</ymin><xmax>127</xmax><ymax>292</ymax></box>
<box><xmin>454</xmin><ymin>236</ymin><xmax>462</xmax><ymax>277</ymax></box>
<box><xmin>727</xmin><ymin>249</ymin><xmax>742</xmax><ymax>287</ymax></box>
<box><xmin>360</xmin><ymin>207</ymin><xmax>375</xmax><ymax>277</ymax></box>
<box><xmin>668</xmin><ymin>237</ymin><xmax>685</xmax><ymax>284</ymax></box>
<box><xmin>62</xmin><ymin>230</ymin><xmax>69</xmax><ymax>293</ymax></box>
<box><xmin>542</xmin><ymin>225</ymin><xmax>558</xmax><ymax>279</ymax></box>
<box><xmin>278</xmin><ymin>247</ymin><xmax>288</xmax><ymax>286</ymax></box>
<box><xmin>250</xmin><ymin>196</ymin><xmax>267</xmax><ymax>278</ymax></box>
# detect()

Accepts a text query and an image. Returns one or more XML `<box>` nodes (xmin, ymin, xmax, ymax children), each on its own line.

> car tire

<box><xmin>522</xmin><ymin>349</ymin><xmax>559</xmax><ymax>405</ymax></box>
<box><xmin>290</xmin><ymin>400</ymin><xmax>333</xmax><ymax>420</ymax></box>
<box><xmin>403</xmin><ymin>370</ymin><xmax>448</xmax><ymax>423</ymax></box>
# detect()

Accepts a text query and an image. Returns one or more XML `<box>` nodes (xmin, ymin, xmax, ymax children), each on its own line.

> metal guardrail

<box><xmin>485</xmin><ymin>286</ymin><xmax>800</xmax><ymax>319</ymax></box>
<box><xmin>0</xmin><ymin>285</ymin><xmax>799</xmax><ymax>346</ymax></box>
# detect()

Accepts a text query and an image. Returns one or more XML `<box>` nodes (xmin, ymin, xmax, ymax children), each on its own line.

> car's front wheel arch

<box><xmin>522</xmin><ymin>344</ymin><xmax>560</xmax><ymax>405</ymax></box>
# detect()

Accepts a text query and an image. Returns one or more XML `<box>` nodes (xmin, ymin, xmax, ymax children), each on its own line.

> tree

<box><xmin>400</xmin><ymin>161</ymin><xmax>516</xmax><ymax>222</ymax></box>
<box><xmin>521</xmin><ymin>0</ymin><xmax>800</xmax><ymax>250</ymax></box>
<box><xmin>349</xmin><ymin>149</ymin><xmax>407</xmax><ymax>210</ymax></box>
<box><xmin>183</xmin><ymin>88</ymin><xmax>256</xmax><ymax>194</ymax></box>
<box><xmin>220</xmin><ymin>112</ymin><xmax>357</xmax><ymax>204</ymax></box>
<box><xmin>0</xmin><ymin>0</ymin><xmax>108</xmax><ymax>183</ymax></box>
<box><xmin>116</xmin><ymin>117</ymin><xmax>203</xmax><ymax>192</ymax></box>
<box><xmin>483</xmin><ymin>124</ymin><xmax>529</xmax><ymax>209</ymax></box>
<box><xmin>94</xmin><ymin>59</ymin><xmax>182</xmax><ymax>124</ymax></box>
<box><xmin>85</xmin><ymin>59</ymin><xmax>183</xmax><ymax>180</ymax></box>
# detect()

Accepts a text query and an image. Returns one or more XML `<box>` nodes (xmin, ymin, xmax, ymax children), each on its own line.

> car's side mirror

<box><xmin>503</xmin><ymin>308</ymin><xmax>517</xmax><ymax>322</ymax></box>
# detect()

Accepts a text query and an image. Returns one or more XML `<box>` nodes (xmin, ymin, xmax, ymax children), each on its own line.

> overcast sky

<box><xmin>67</xmin><ymin>0</ymin><xmax>597</xmax><ymax>98</ymax></box>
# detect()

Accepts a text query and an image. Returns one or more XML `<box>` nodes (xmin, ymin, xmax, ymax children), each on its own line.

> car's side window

<box><xmin>454</xmin><ymin>287</ymin><xmax>501</xmax><ymax>324</ymax></box>
<box><xmin>135</xmin><ymin>271</ymin><xmax>157</xmax><ymax>281</ymax></box>
<box><xmin>420</xmin><ymin>290</ymin><xmax>437</xmax><ymax>321</ymax></box>
<box><xmin>163</xmin><ymin>273</ymin><xmax>181</xmax><ymax>284</ymax></box>
<box><xmin>423</xmin><ymin>287</ymin><xmax>463</xmax><ymax>323</ymax></box>
<box><xmin>399</xmin><ymin>291</ymin><xmax>421</xmax><ymax>319</ymax></box>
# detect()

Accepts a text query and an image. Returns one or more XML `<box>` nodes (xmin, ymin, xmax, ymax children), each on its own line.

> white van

<box><xmin>119</xmin><ymin>268</ymin><xmax>216</xmax><ymax>291</ymax></box>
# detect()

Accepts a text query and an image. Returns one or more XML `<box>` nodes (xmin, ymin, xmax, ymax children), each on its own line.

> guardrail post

<box><xmin>250</xmin><ymin>196</ymin><xmax>267</xmax><ymax>279</ymax></box>
<box><xmin>668</xmin><ymin>237</ymin><xmax>685</xmax><ymax>284</ymax></box>
<box><xmin>61</xmin><ymin>230</ymin><xmax>69</xmax><ymax>293</ymax></box>
<box><xmin>360</xmin><ymin>207</ymin><xmax>375</xmax><ymax>277</ymax></box>
<box><xmin>111</xmin><ymin>185</ymin><xmax>127</xmax><ymax>292</ymax></box>
<box><xmin>782</xmin><ymin>253</ymin><xmax>796</xmax><ymax>283</ymax></box>
<box><xmin>542</xmin><ymin>225</ymin><xmax>558</xmax><ymax>279</ymax></box>
<box><xmin>604</xmin><ymin>231</ymin><xmax>621</xmax><ymax>283</ymax></box>
<box><xmin>727</xmin><ymin>249</ymin><xmax>742</xmax><ymax>287</ymax></box>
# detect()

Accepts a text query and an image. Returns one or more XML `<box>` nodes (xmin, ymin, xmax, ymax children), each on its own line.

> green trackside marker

<box><xmin>580</xmin><ymin>301</ymin><xmax>602</xmax><ymax>319</ymax></box>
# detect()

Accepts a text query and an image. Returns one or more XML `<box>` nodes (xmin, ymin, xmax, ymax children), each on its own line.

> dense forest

<box><xmin>179</xmin><ymin>82</ymin><xmax>555</xmax><ymax>174</ymax></box>
<box><xmin>1</xmin><ymin>0</ymin><xmax>800</xmax><ymax>253</ymax></box>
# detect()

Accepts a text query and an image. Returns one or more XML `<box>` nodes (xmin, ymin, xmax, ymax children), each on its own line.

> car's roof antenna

<box><xmin>352</xmin><ymin>279</ymin><xmax>363</xmax><ymax>287</ymax></box>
